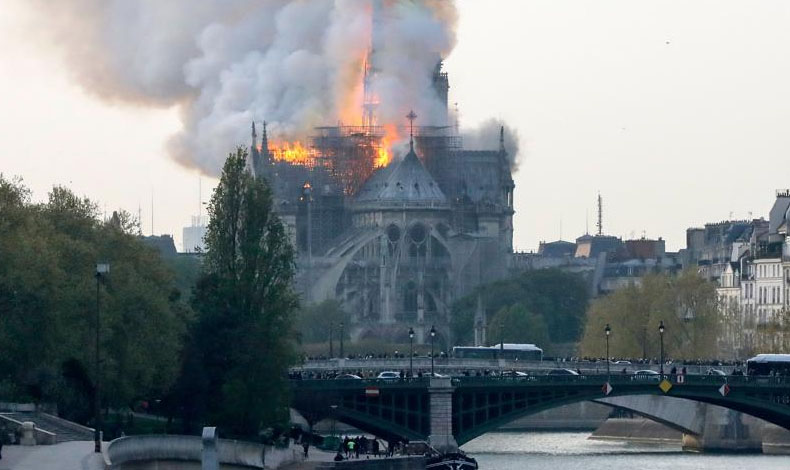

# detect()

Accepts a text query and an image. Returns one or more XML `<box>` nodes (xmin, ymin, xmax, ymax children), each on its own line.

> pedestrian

<box><xmin>372</xmin><ymin>439</ymin><xmax>380</xmax><ymax>457</ymax></box>
<box><xmin>348</xmin><ymin>438</ymin><xmax>356</xmax><ymax>458</ymax></box>
<box><xmin>302</xmin><ymin>440</ymin><xmax>309</xmax><ymax>459</ymax></box>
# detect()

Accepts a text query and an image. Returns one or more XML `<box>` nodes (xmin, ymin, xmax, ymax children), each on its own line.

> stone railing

<box><xmin>104</xmin><ymin>433</ymin><xmax>300</xmax><ymax>469</ymax></box>
<box><xmin>0</xmin><ymin>414</ymin><xmax>56</xmax><ymax>445</ymax></box>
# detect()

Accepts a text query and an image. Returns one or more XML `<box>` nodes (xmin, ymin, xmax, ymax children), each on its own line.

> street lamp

<box><xmin>408</xmin><ymin>327</ymin><xmax>415</xmax><ymax>378</ymax></box>
<box><xmin>430</xmin><ymin>325</ymin><xmax>437</xmax><ymax>376</ymax></box>
<box><xmin>499</xmin><ymin>321</ymin><xmax>504</xmax><ymax>359</ymax></box>
<box><xmin>658</xmin><ymin>320</ymin><xmax>665</xmax><ymax>379</ymax></box>
<box><xmin>339</xmin><ymin>322</ymin><xmax>345</xmax><ymax>358</ymax></box>
<box><xmin>329</xmin><ymin>321</ymin><xmax>334</xmax><ymax>358</ymax></box>
<box><xmin>605</xmin><ymin>323</ymin><xmax>611</xmax><ymax>381</ymax></box>
<box><xmin>94</xmin><ymin>262</ymin><xmax>110</xmax><ymax>453</ymax></box>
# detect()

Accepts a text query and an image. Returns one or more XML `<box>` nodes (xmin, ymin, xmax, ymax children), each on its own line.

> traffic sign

<box><xmin>719</xmin><ymin>384</ymin><xmax>730</xmax><ymax>397</ymax></box>
<box><xmin>365</xmin><ymin>387</ymin><xmax>380</xmax><ymax>397</ymax></box>
<box><xmin>602</xmin><ymin>382</ymin><xmax>613</xmax><ymax>396</ymax></box>
<box><xmin>659</xmin><ymin>379</ymin><xmax>673</xmax><ymax>394</ymax></box>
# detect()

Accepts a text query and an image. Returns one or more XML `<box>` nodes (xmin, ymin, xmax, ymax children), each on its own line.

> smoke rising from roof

<box><xmin>31</xmin><ymin>0</ymin><xmax>462</xmax><ymax>176</ymax></box>
<box><xmin>461</xmin><ymin>119</ymin><xmax>521</xmax><ymax>171</ymax></box>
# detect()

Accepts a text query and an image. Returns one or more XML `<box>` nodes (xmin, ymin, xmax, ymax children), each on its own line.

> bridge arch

<box><xmin>291</xmin><ymin>375</ymin><xmax>790</xmax><ymax>448</ymax></box>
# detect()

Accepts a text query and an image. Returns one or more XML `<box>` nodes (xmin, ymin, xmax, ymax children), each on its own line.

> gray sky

<box><xmin>2</xmin><ymin>1</ymin><xmax>790</xmax><ymax>252</ymax></box>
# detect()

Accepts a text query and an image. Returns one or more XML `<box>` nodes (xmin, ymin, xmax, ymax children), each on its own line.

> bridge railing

<box><xmin>291</xmin><ymin>374</ymin><xmax>790</xmax><ymax>389</ymax></box>
<box><xmin>293</xmin><ymin>358</ymin><xmax>735</xmax><ymax>376</ymax></box>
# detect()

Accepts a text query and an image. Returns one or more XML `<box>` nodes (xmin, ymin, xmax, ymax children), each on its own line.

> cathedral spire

<box><xmin>251</xmin><ymin>121</ymin><xmax>257</xmax><ymax>150</ymax></box>
<box><xmin>499</xmin><ymin>126</ymin><xmax>505</xmax><ymax>154</ymax></box>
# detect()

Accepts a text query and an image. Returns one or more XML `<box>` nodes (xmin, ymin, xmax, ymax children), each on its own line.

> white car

<box><xmin>377</xmin><ymin>371</ymin><xmax>401</xmax><ymax>380</ymax></box>
<box><xmin>633</xmin><ymin>370</ymin><xmax>660</xmax><ymax>381</ymax></box>
<box><xmin>547</xmin><ymin>368</ymin><xmax>579</xmax><ymax>376</ymax></box>
<box><xmin>423</xmin><ymin>372</ymin><xmax>448</xmax><ymax>378</ymax></box>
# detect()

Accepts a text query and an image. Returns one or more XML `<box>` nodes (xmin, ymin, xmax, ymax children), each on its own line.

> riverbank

<box><xmin>589</xmin><ymin>418</ymin><xmax>680</xmax><ymax>444</ymax></box>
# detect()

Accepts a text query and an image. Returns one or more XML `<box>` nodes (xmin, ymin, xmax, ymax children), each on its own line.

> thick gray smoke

<box><xmin>462</xmin><ymin>119</ymin><xmax>521</xmax><ymax>171</ymax></box>
<box><xmin>31</xmin><ymin>0</ymin><xmax>459</xmax><ymax>175</ymax></box>
<box><xmin>31</xmin><ymin>1</ymin><xmax>520</xmax><ymax>174</ymax></box>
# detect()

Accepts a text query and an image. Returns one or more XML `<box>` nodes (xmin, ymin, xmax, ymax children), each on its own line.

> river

<box><xmin>461</xmin><ymin>432</ymin><xmax>788</xmax><ymax>470</ymax></box>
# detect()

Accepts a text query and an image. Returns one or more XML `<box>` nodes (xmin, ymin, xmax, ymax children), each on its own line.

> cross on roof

<box><xmin>406</xmin><ymin>110</ymin><xmax>417</xmax><ymax>151</ymax></box>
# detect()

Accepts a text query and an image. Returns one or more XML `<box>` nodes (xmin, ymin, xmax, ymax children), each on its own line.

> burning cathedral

<box><xmin>248</xmin><ymin>47</ymin><xmax>514</xmax><ymax>347</ymax></box>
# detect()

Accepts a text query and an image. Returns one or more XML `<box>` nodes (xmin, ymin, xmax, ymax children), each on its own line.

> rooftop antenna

<box><xmin>596</xmin><ymin>192</ymin><xmax>603</xmax><ymax>236</ymax></box>
<box><xmin>454</xmin><ymin>102</ymin><xmax>460</xmax><ymax>134</ymax></box>
<box><xmin>406</xmin><ymin>109</ymin><xmax>417</xmax><ymax>152</ymax></box>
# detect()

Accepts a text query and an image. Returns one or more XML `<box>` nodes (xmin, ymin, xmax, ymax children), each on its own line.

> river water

<box><xmin>461</xmin><ymin>432</ymin><xmax>789</xmax><ymax>470</ymax></box>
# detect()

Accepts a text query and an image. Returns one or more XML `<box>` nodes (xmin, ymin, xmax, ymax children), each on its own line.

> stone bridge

<box><xmin>291</xmin><ymin>374</ymin><xmax>790</xmax><ymax>452</ymax></box>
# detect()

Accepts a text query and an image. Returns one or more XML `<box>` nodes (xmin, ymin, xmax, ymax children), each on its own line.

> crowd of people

<box><xmin>331</xmin><ymin>435</ymin><xmax>398</xmax><ymax>461</ymax></box>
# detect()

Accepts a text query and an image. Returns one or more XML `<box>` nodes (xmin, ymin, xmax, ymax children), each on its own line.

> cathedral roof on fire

<box><xmin>355</xmin><ymin>146</ymin><xmax>448</xmax><ymax>208</ymax></box>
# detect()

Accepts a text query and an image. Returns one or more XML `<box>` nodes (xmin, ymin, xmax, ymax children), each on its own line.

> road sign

<box><xmin>602</xmin><ymin>382</ymin><xmax>613</xmax><ymax>396</ymax></box>
<box><xmin>676</xmin><ymin>374</ymin><xmax>685</xmax><ymax>384</ymax></box>
<box><xmin>365</xmin><ymin>387</ymin><xmax>380</xmax><ymax>397</ymax></box>
<box><xmin>719</xmin><ymin>384</ymin><xmax>730</xmax><ymax>397</ymax></box>
<box><xmin>659</xmin><ymin>379</ymin><xmax>673</xmax><ymax>394</ymax></box>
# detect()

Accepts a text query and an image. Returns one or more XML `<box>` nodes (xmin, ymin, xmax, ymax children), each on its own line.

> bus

<box><xmin>746</xmin><ymin>354</ymin><xmax>790</xmax><ymax>376</ymax></box>
<box><xmin>452</xmin><ymin>343</ymin><xmax>543</xmax><ymax>361</ymax></box>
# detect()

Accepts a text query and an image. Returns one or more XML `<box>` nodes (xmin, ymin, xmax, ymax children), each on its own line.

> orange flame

<box><xmin>269</xmin><ymin>141</ymin><xmax>315</xmax><ymax>166</ymax></box>
<box><xmin>375</xmin><ymin>124</ymin><xmax>399</xmax><ymax>168</ymax></box>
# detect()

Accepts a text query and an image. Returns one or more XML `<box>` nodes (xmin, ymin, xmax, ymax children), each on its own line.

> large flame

<box><xmin>269</xmin><ymin>141</ymin><xmax>315</xmax><ymax>166</ymax></box>
<box><xmin>375</xmin><ymin>124</ymin><xmax>398</xmax><ymax>168</ymax></box>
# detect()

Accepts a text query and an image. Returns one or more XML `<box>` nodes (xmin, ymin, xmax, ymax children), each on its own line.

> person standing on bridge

<box><xmin>302</xmin><ymin>439</ymin><xmax>309</xmax><ymax>459</ymax></box>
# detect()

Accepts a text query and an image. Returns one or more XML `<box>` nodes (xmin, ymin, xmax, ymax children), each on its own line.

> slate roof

<box><xmin>355</xmin><ymin>146</ymin><xmax>448</xmax><ymax>207</ymax></box>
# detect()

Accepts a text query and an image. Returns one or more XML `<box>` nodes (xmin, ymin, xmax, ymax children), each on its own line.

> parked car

<box><xmin>613</xmin><ymin>360</ymin><xmax>632</xmax><ymax>365</ymax></box>
<box><xmin>376</xmin><ymin>371</ymin><xmax>401</xmax><ymax>380</ymax></box>
<box><xmin>707</xmin><ymin>369</ymin><xmax>727</xmax><ymax>376</ymax></box>
<box><xmin>547</xmin><ymin>368</ymin><xmax>579</xmax><ymax>376</ymax></box>
<box><xmin>335</xmin><ymin>374</ymin><xmax>362</xmax><ymax>380</ymax></box>
<box><xmin>633</xmin><ymin>370</ymin><xmax>660</xmax><ymax>381</ymax></box>
<box><xmin>501</xmin><ymin>370</ymin><xmax>529</xmax><ymax>377</ymax></box>
<box><xmin>423</xmin><ymin>372</ymin><xmax>448</xmax><ymax>378</ymax></box>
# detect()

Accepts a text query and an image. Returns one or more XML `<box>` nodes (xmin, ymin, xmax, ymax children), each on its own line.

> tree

<box><xmin>296</xmin><ymin>299</ymin><xmax>351</xmax><ymax>345</ymax></box>
<box><xmin>451</xmin><ymin>269</ymin><xmax>589</xmax><ymax>352</ymax></box>
<box><xmin>578</xmin><ymin>271</ymin><xmax>720</xmax><ymax>360</ymax></box>
<box><xmin>0</xmin><ymin>176</ymin><xmax>187</xmax><ymax>425</ymax></box>
<box><xmin>177</xmin><ymin>148</ymin><xmax>298</xmax><ymax>437</ymax></box>
<box><xmin>488</xmin><ymin>303</ymin><xmax>550</xmax><ymax>348</ymax></box>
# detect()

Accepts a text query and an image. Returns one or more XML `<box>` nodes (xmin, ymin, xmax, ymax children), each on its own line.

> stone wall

<box><xmin>317</xmin><ymin>456</ymin><xmax>426</xmax><ymax>470</ymax></box>
<box><xmin>104</xmin><ymin>434</ymin><xmax>300</xmax><ymax>469</ymax></box>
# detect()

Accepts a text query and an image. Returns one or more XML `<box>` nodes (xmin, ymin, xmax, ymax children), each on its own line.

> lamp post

<box><xmin>658</xmin><ymin>320</ymin><xmax>665</xmax><ymax>379</ymax></box>
<box><xmin>94</xmin><ymin>263</ymin><xmax>110</xmax><ymax>453</ymax></box>
<box><xmin>329</xmin><ymin>321</ymin><xmax>334</xmax><ymax>358</ymax></box>
<box><xmin>339</xmin><ymin>322</ymin><xmax>344</xmax><ymax>358</ymax></box>
<box><xmin>605</xmin><ymin>323</ymin><xmax>611</xmax><ymax>381</ymax></box>
<box><xmin>430</xmin><ymin>325</ymin><xmax>436</xmax><ymax>376</ymax></box>
<box><xmin>408</xmin><ymin>327</ymin><xmax>415</xmax><ymax>378</ymax></box>
<box><xmin>499</xmin><ymin>321</ymin><xmax>504</xmax><ymax>359</ymax></box>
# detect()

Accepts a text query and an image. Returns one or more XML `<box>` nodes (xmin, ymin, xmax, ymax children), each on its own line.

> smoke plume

<box><xmin>461</xmin><ymin>119</ymin><xmax>521</xmax><ymax>171</ymax></box>
<box><xmin>30</xmin><ymin>1</ymin><xmax>518</xmax><ymax>174</ymax></box>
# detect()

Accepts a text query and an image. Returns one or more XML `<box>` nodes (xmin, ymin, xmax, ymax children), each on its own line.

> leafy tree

<box><xmin>451</xmin><ymin>269</ymin><xmax>589</xmax><ymax>351</ymax></box>
<box><xmin>578</xmin><ymin>271</ymin><xmax>720</xmax><ymax>360</ymax></box>
<box><xmin>0</xmin><ymin>176</ymin><xmax>187</xmax><ymax>424</ymax></box>
<box><xmin>296</xmin><ymin>299</ymin><xmax>351</xmax><ymax>344</ymax></box>
<box><xmin>177</xmin><ymin>148</ymin><xmax>298</xmax><ymax>437</ymax></box>
<box><xmin>488</xmin><ymin>303</ymin><xmax>551</xmax><ymax>348</ymax></box>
